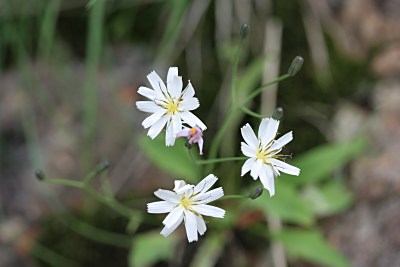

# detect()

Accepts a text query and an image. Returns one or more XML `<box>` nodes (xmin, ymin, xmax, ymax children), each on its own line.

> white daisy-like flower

<box><xmin>147</xmin><ymin>174</ymin><xmax>225</xmax><ymax>242</ymax></box>
<box><xmin>136</xmin><ymin>67</ymin><xmax>206</xmax><ymax>146</ymax></box>
<box><xmin>240</xmin><ymin>118</ymin><xmax>300</xmax><ymax>197</ymax></box>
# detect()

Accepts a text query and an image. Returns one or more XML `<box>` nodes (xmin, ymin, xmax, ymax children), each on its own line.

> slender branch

<box><xmin>44</xmin><ymin>178</ymin><xmax>84</xmax><ymax>189</ymax></box>
<box><xmin>196</xmin><ymin>157</ymin><xmax>247</xmax><ymax>165</ymax></box>
<box><xmin>242</xmin><ymin>73</ymin><xmax>291</xmax><ymax>106</ymax></box>
<box><xmin>220</xmin><ymin>194</ymin><xmax>247</xmax><ymax>200</ymax></box>
<box><xmin>241</xmin><ymin>106</ymin><xmax>264</xmax><ymax>118</ymax></box>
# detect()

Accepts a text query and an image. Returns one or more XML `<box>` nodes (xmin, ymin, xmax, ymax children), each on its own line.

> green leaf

<box><xmin>302</xmin><ymin>179</ymin><xmax>354</xmax><ymax>217</ymax></box>
<box><xmin>286</xmin><ymin>137</ymin><xmax>368</xmax><ymax>186</ymax></box>
<box><xmin>190</xmin><ymin>232</ymin><xmax>226</xmax><ymax>267</ymax></box>
<box><xmin>138</xmin><ymin>134</ymin><xmax>198</xmax><ymax>182</ymax></box>
<box><xmin>129</xmin><ymin>231</ymin><xmax>178</xmax><ymax>267</ymax></box>
<box><xmin>275</xmin><ymin>228</ymin><xmax>350</xmax><ymax>267</ymax></box>
<box><xmin>245</xmin><ymin>180</ymin><xmax>315</xmax><ymax>226</ymax></box>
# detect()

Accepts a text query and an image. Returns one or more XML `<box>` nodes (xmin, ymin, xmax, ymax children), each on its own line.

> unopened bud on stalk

<box><xmin>273</xmin><ymin>107</ymin><xmax>284</xmax><ymax>120</ymax></box>
<box><xmin>185</xmin><ymin>142</ymin><xmax>193</xmax><ymax>150</ymax></box>
<box><xmin>249</xmin><ymin>187</ymin><xmax>263</xmax><ymax>200</ymax></box>
<box><xmin>240</xmin><ymin>24</ymin><xmax>250</xmax><ymax>39</ymax></box>
<box><xmin>288</xmin><ymin>56</ymin><xmax>304</xmax><ymax>77</ymax></box>
<box><xmin>35</xmin><ymin>170</ymin><xmax>46</xmax><ymax>181</ymax></box>
<box><xmin>94</xmin><ymin>160</ymin><xmax>110</xmax><ymax>175</ymax></box>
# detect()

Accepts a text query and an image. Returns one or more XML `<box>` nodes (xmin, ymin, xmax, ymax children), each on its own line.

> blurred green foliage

<box><xmin>0</xmin><ymin>0</ymin><xmax>372</xmax><ymax>266</ymax></box>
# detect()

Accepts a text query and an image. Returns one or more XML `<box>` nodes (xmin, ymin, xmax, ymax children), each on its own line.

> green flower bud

<box><xmin>35</xmin><ymin>170</ymin><xmax>46</xmax><ymax>181</ymax></box>
<box><xmin>249</xmin><ymin>187</ymin><xmax>263</xmax><ymax>200</ymax></box>
<box><xmin>272</xmin><ymin>107</ymin><xmax>284</xmax><ymax>120</ymax></box>
<box><xmin>240</xmin><ymin>24</ymin><xmax>250</xmax><ymax>39</ymax></box>
<box><xmin>288</xmin><ymin>56</ymin><xmax>304</xmax><ymax>77</ymax></box>
<box><xmin>94</xmin><ymin>160</ymin><xmax>110</xmax><ymax>175</ymax></box>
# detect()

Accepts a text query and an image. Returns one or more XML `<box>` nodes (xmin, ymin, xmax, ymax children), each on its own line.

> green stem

<box><xmin>220</xmin><ymin>194</ymin><xmax>247</xmax><ymax>200</ymax></box>
<box><xmin>196</xmin><ymin>157</ymin><xmax>247</xmax><ymax>165</ymax></box>
<box><xmin>64</xmin><ymin>216</ymin><xmax>131</xmax><ymax>248</ymax></box>
<box><xmin>206</xmin><ymin>108</ymin><xmax>240</xmax><ymax>172</ymax></box>
<box><xmin>241</xmin><ymin>73</ymin><xmax>291</xmax><ymax>106</ymax></box>
<box><xmin>231</xmin><ymin>40</ymin><xmax>243</xmax><ymax>106</ymax></box>
<box><xmin>188</xmin><ymin>148</ymin><xmax>202</xmax><ymax>179</ymax></box>
<box><xmin>31</xmin><ymin>242</ymin><xmax>79</xmax><ymax>267</ymax></box>
<box><xmin>44</xmin><ymin>178</ymin><xmax>84</xmax><ymax>189</ymax></box>
<box><xmin>83</xmin><ymin>0</ymin><xmax>106</xmax><ymax>168</ymax></box>
<box><xmin>241</xmin><ymin>106</ymin><xmax>264</xmax><ymax>118</ymax></box>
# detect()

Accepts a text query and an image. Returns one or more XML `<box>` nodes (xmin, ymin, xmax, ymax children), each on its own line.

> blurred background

<box><xmin>1</xmin><ymin>0</ymin><xmax>400</xmax><ymax>266</ymax></box>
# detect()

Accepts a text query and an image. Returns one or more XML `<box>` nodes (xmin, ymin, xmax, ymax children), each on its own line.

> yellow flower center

<box><xmin>165</xmin><ymin>99</ymin><xmax>180</xmax><ymax>114</ymax></box>
<box><xmin>180</xmin><ymin>197</ymin><xmax>192</xmax><ymax>210</ymax></box>
<box><xmin>256</xmin><ymin>148</ymin><xmax>270</xmax><ymax>163</ymax></box>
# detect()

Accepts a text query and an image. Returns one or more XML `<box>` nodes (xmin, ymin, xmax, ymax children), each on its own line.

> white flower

<box><xmin>240</xmin><ymin>118</ymin><xmax>300</xmax><ymax>197</ymax></box>
<box><xmin>136</xmin><ymin>67</ymin><xmax>206</xmax><ymax>146</ymax></box>
<box><xmin>147</xmin><ymin>174</ymin><xmax>225</xmax><ymax>242</ymax></box>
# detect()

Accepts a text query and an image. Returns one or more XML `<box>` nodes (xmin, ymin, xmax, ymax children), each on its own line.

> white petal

<box><xmin>241</xmin><ymin>158</ymin><xmax>256</xmax><ymax>176</ymax></box>
<box><xmin>180</xmin><ymin>111</ymin><xmax>207</xmax><ymax>130</ymax></box>
<box><xmin>147</xmin><ymin>71</ymin><xmax>167</xmax><ymax>95</ymax></box>
<box><xmin>160</xmin><ymin>213</ymin><xmax>183</xmax><ymax>237</ymax></box>
<box><xmin>259</xmin><ymin>118</ymin><xmax>279</xmax><ymax>146</ymax></box>
<box><xmin>154</xmin><ymin>189</ymin><xmax>180</xmax><ymax>203</ymax></box>
<box><xmin>192</xmin><ymin>204</ymin><xmax>225</xmax><ymax>218</ymax></box>
<box><xmin>137</xmin><ymin>86</ymin><xmax>156</xmax><ymax>100</ymax></box>
<box><xmin>270</xmin><ymin>131</ymin><xmax>293</xmax><ymax>151</ymax></box>
<box><xmin>172</xmin><ymin>115</ymin><xmax>183</xmax><ymax>135</ymax></box>
<box><xmin>136</xmin><ymin>101</ymin><xmax>163</xmax><ymax>113</ymax></box>
<box><xmin>168</xmin><ymin>75</ymin><xmax>183</xmax><ymax>99</ymax></box>
<box><xmin>163</xmin><ymin>205</ymin><xmax>184</xmax><ymax>228</ymax></box>
<box><xmin>182</xmin><ymin>81</ymin><xmax>195</xmax><ymax>99</ymax></box>
<box><xmin>250</xmin><ymin>159</ymin><xmax>263</xmax><ymax>179</ymax></box>
<box><xmin>180</xmin><ymin>97</ymin><xmax>199</xmax><ymax>111</ymax></box>
<box><xmin>241</xmin><ymin>142</ymin><xmax>257</xmax><ymax>158</ymax></box>
<box><xmin>197</xmin><ymin>138</ymin><xmax>204</xmax><ymax>155</ymax></box>
<box><xmin>269</xmin><ymin>158</ymin><xmax>300</xmax><ymax>176</ymax></box>
<box><xmin>142</xmin><ymin>110</ymin><xmax>165</xmax><ymax>129</ymax></box>
<box><xmin>259</xmin><ymin>164</ymin><xmax>275</xmax><ymax>197</ymax></box>
<box><xmin>241</xmin><ymin>124</ymin><xmax>259</xmax><ymax>148</ymax></box>
<box><xmin>147</xmin><ymin>115</ymin><xmax>169</xmax><ymax>139</ymax></box>
<box><xmin>184</xmin><ymin>210</ymin><xmax>198</xmax><ymax>242</ymax></box>
<box><xmin>174</xmin><ymin>184</ymin><xmax>194</xmax><ymax>195</ymax></box>
<box><xmin>147</xmin><ymin>201</ymin><xmax>176</xmax><ymax>213</ymax></box>
<box><xmin>193</xmin><ymin>174</ymin><xmax>218</xmax><ymax>194</ymax></box>
<box><xmin>167</xmin><ymin>67</ymin><xmax>178</xmax><ymax>84</ymax></box>
<box><xmin>192</xmin><ymin>188</ymin><xmax>224</xmax><ymax>204</ymax></box>
<box><xmin>196</xmin><ymin>216</ymin><xmax>207</xmax><ymax>235</ymax></box>
<box><xmin>165</xmin><ymin>120</ymin><xmax>176</xmax><ymax>146</ymax></box>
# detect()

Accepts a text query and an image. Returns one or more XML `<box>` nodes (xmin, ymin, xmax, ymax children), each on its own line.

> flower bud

<box><xmin>185</xmin><ymin>141</ymin><xmax>193</xmax><ymax>149</ymax></box>
<box><xmin>249</xmin><ymin>187</ymin><xmax>263</xmax><ymax>199</ymax></box>
<box><xmin>35</xmin><ymin>170</ymin><xmax>46</xmax><ymax>181</ymax></box>
<box><xmin>240</xmin><ymin>24</ymin><xmax>250</xmax><ymax>39</ymax></box>
<box><xmin>272</xmin><ymin>107</ymin><xmax>284</xmax><ymax>120</ymax></box>
<box><xmin>288</xmin><ymin>56</ymin><xmax>304</xmax><ymax>77</ymax></box>
<box><xmin>94</xmin><ymin>160</ymin><xmax>110</xmax><ymax>175</ymax></box>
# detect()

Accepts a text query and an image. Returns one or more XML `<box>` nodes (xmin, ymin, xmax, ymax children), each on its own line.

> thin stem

<box><xmin>83</xmin><ymin>0</ymin><xmax>106</xmax><ymax>168</ymax></box>
<box><xmin>44</xmin><ymin>178</ymin><xmax>84</xmax><ymax>189</ymax></box>
<box><xmin>196</xmin><ymin>157</ymin><xmax>247</xmax><ymax>165</ymax></box>
<box><xmin>64</xmin><ymin>216</ymin><xmax>131</xmax><ymax>248</ymax></box>
<box><xmin>231</xmin><ymin>40</ymin><xmax>243</xmax><ymax>106</ymax></box>
<box><xmin>241</xmin><ymin>74</ymin><xmax>291</xmax><ymax>106</ymax></box>
<box><xmin>188</xmin><ymin>149</ymin><xmax>202</xmax><ymax>179</ymax></box>
<box><xmin>241</xmin><ymin>106</ymin><xmax>264</xmax><ymax>118</ymax></box>
<box><xmin>207</xmin><ymin>108</ymin><xmax>240</xmax><ymax>172</ymax></box>
<box><xmin>100</xmin><ymin>173</ymin><xmax>114</xmax><ymax>197</ymax></box>
<box><xmin>220</xmin><ymin>194</ymin><xmax>247</xmax><ymax>200</ymax></box>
